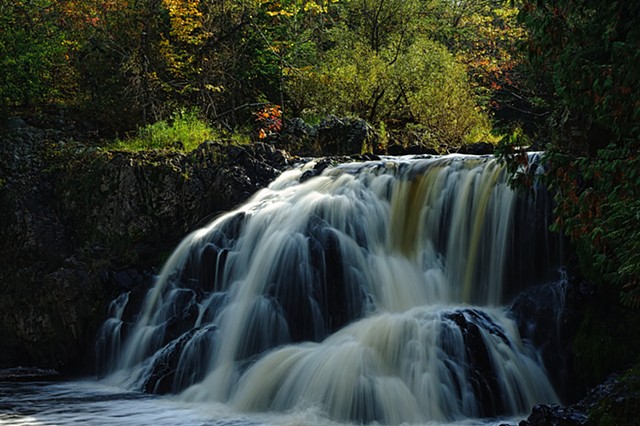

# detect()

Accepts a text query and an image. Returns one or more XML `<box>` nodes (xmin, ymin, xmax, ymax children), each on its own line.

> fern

<box><xmin>621</xmin><ymin>282</ymin><xmax>640</xmax><ymax>309</ymax></box>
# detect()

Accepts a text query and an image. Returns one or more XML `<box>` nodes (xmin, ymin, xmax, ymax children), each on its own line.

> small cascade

<box><xmin>95</xmin><ymin>292</ymin><xmax>129</xmax><ymax>375</ymax></box>
<box><xmin>99</xmin><ymin>154</ymin><xmax>564</xmax><ymax>424</ymax></box>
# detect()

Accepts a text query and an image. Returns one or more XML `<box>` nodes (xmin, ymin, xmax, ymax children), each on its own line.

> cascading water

<box><xmin>97</xmin><ymin>154</ymin><xmax>563</xmax><ymax>425</ymax></box>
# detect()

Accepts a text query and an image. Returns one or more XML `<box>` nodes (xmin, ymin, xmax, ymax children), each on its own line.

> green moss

<box><xmin>588</xmin><ymin>361</ymin><xmax>640</xmax><ymax>425</ymax></box>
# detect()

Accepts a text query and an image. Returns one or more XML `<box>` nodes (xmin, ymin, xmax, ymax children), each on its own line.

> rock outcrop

<box><xmin>0</xmin><ymin>126</ymin><xmax>290</xmax><ymax>372</ymax></box>
<box><xmin>268</xmin><ymin>115</ymin><xmax>378</xmax><ymax>156</ymax></box>
<box><xmin>520</xmin><ymin>366</ymin><xmax>640</xmax><ymax>425</ymax></box>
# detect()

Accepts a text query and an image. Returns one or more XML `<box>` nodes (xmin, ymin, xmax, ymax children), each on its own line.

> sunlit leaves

<box><xmin>257</xmin><ymin>0</ymin><xmax>339</xmax><ymax>17</ymax></box>
<box><xmin>2</xmin><ymin>0</ymin><xmax>504</xmax><ymax>145</ymax></box>
<box><xmin>255</xmin><ymin>104</ymin><xmax>283</xmax><ymax>138</ymax></box>
<box><xmin>162</xmin><ymin>0</ymin><xmax>204</xmax><ymax>44</ymax></box>
<box><xmin>298</xmin><ymin>32</ymin><xmax>490</xmax><ymax>147</ymax></box>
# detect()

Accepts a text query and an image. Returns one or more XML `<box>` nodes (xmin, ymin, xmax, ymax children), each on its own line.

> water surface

<box><xmin>0</xmin><ymin>379</ymin><xmax>523</xmax><ymax>426</ymax></box>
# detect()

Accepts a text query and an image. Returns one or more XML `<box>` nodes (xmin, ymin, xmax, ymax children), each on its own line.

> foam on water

<box><xmin>0</xmin><ymin>380</ymin><xmax>525</xmax><ymax>426</ymax></box>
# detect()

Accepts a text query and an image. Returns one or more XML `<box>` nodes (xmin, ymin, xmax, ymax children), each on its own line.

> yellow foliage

<box><xmin>267</xmin><ymin>9</ymin><xmax>295</xmax><ymax>17</ymax></box>
<box><xmin>204</xmin><ymin>84</ymin><xmax>224</xmax><ymax>93</ymax></box>
<box><xmin>162</xmin><ymin>0</ymin><xmax>204</xmax><ymax>44</ymax></box>
<box><xmin>261</xmin><ymin>0</ymin><xmax>337</xmax><ymax>19</ymax></box>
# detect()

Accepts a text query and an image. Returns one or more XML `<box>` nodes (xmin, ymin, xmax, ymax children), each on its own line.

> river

<box><xmin>0</xmin><ymin>379</ymin><xmax>524</xmax><ymax>426</ymax></box>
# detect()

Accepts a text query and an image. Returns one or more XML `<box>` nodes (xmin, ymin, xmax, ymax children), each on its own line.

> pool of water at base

<box><xmin>0</xmin><ymin>380</ymin><xmax>523</xmax><ymax>426</ymax></box>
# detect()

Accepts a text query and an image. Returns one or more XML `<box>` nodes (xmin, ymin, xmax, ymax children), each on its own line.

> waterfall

<box><xmin>98</xmin><ymin>154</ymin><xmax>562</xmax><ymax>424</ymax></box>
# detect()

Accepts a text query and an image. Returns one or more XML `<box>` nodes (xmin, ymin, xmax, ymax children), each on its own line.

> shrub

<box><xmin>108</xmin><ymin>109</ymin><xmax>214</xmax><ymax>152</ymax></box>
<box><xmin>296</xmin><ymin>33</ymin><xmax>492</xmax><ymax>149</ymax></box>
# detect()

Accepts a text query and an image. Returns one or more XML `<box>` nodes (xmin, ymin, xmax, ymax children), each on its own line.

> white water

<box><xmin>0</xmin><ymin>380</ymin><xmax>524</xmax><ymax>426</ymax></box>
<box><xmin>96</xmin><ymin>154</ymin><xmax>559</xmax><ymax>425</ymax></box>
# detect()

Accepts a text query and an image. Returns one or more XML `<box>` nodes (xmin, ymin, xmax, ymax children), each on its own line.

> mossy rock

<box><xmin>588</xmin><ymin>361</ymin><xmax>640</xmax><ymax>425</ymax></box>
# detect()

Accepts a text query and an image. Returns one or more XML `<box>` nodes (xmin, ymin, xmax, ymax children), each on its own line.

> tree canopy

<box><xmin>500</xmin><ymin>0</ymin><xmax>640</xmax><ymax>309</ymax></box>
<box><xmin>0</xmin><ymin>0</ymin><xmax>526</xmax><ymax>150</ymax></box>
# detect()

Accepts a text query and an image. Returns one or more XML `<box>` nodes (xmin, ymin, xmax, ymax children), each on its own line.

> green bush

<box><xmin>108</xmin><ymin>109</ymin><xmax>215</xmax><ymax>152</ymax></box>
<box><xmin>395</xmin><ymin>37</ymin><xmax>492</xmax><ymax>146</ymax></box>
<box><xmin>297</xmin><ymin>33</ymin><xmax>491</xmax><ymax>149</ymax></box>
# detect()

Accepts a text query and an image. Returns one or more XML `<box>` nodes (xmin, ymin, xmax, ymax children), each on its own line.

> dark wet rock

<box><xmin>316</xmin><ymin>116</ymin><xmax>377</xmax><ymax>155</ymax></box>
<box><xmin>270</xmin><ymin>116</ymin><xmax>378</xmax><ymax>156</ymax></box>
<box><xmin>442</xmin><ymin>309</ymin><xmax>507</xmax><ymax>417</ymax></box>
<box><xmin>286</xmin><ymin>117</ymin><xmax>317</xmax><ymax>139</ymax></box>
<box><xmin>0</xmin><ymin>262</ymin><xmax>104</xmax><ymax>371</ymax></box>
<box><xmin>0</xmin><ymin>127</ymin><xmax>290</xmax><ymax>372</ymax></box>
<box><xmin>143</xmin><ymin>330</ymin><xmax>197</xmax><ymax>394</ymax></box>
<box><xmin>509</xmin><ymin>281</ymin><xmax>574</xmax><ymax>401</ymax></box>
<box><xmin>386</xmin><ymin>141</ymin><xmax>438</xmax><ymax>156</ymax></box>
<box><xmin>143</xmin><ymin>325</ymin><xmax>218</xmax><ymax>394</ymax></box>
<box><xmin>307</xmin><ymin>218</ymin><xmax>368</xmax><ymax>334</ymax></box>
<box><xmin>0</xmin><ymin>367</ymin><xmax>60</xmax><ymax>381</ymax></box>
<box><xmin>349</xmin><ymin>152</ymin><xmax>381</xmax><ymax>162</ymax></box>
<box><xmin>6</xmin><ymin>117</ymin><xmax>28</xmax><ymax>129</ymax></box>
<box><xmin>387</xmin><ymin>140</ymin><xmax>494</xmax><ymax>156</ymax></box>
<box><xmin>521</xmin><ymin>367</ymin><xmax>640</xmax><ymax>426</ymax></box>
<box><xmin>273</xmin><ymin>116</ymin><xmax>493</xmax><ymax>157</ymax></box>
<box><xmin>162</xmin><ymin>289</ymin><xmax>199</xmax><ymax>346</ymax></box>
<box><xmin>457</xmin><ymin>142</ymin><xmax>495</xmax><ymax>155</ymax></box>
<box><xmin>519</xmin><ymin>404</ymin><xmax>587</xmax><ymax>426</ymax></box>
<box><xmin>113</xmin><ymin>270</ymin><xmax>134</xmax><ymax>290</ymax></box>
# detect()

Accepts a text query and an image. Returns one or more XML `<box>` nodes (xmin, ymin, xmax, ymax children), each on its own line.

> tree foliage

<box><xmin>504</xmin><ymin>0</ymin><xmax>640</xmax><ymax>308</ymax></box>
<box><xmin>304</xmin><ymin>34</ymin><xmax>490</xmax><ymax>146</ymax></box>
<box><xmin>286</xmin><ymin>0</ymin><xmax>493</xmax><ymax>148</ymax></box>
<box><xmin>0</xmin><ymin>1</ymin><xmax>70</xmax><ymax>109</ymax></box>
<box><xmin>519</xmin><ymin>0</ymin><xmax>640</xmax><ymax>151</ymax></box>
<box><xmin>1</xmin><ymin>0</ymin><xmax>522</xmax><ymax>150</ymax></box>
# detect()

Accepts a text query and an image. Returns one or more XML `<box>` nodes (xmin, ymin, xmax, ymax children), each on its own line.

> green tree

<box><xmin>518</xmin><ymin>0</ymin><xmax>640</xmax><ymax>151</ymax></box>
<box><xmin>165</xmin><ymin>0</ymin><xmax>257</xmax><ymax>125</ymax></box>
<box><xmin>504</xmin><ymin>0</ymin><xmax>640</xmax><ymax>309</ymax></box>
<box><xmin>421</xmin><ymin>1</ymin><xmax>532</xmax><ymax>132</ymax></box>
<box><xmin>233</xmin><ymin>0</ymin><xmax>343</xmax><ymax>120</ymax></box>
<box><xmin>54</xmin><ymin>0</ymin><xmax>170</xmax><ymax>132</ymax></box>
<box><xmin>343</xmin><ymin>0</ymin><xmax>419</xmax><ymax>52</ymax></box>
<box><xmin>0</xmin><ymin>0</ymin><xmax>69</xmax><ymax>114</ymax></box>
<box><xmin>296</xmin><ymin>17</ymin><xmax>491</xmax><ymax>148</ymax></box>
<box><xmin>396</xmin><ymin>37</ymin><xmax>492</xmax><ymax>146</ymax></box>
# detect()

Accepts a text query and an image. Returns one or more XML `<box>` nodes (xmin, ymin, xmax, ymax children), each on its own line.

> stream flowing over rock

<box><xmin>96</xmin><ymin>153</ymin><xmax>570</xmax><ymax>424</ymax></box>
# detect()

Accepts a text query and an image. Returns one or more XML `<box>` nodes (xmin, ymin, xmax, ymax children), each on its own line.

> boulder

<box><xmin>519</xmin><ymin>404</ymin><xmax>587</xmax><ymax>426</ymax></box>
<box><xmin>509</xmin><ymin>281</ymin><xmax>573</xmax><ymax>401</ymax></box>
<box><xmin>519</xmin><ymin>368</ymin><xmax>640</xmax><ymax>426</ymax></box>
<box><xmin>271</xmin><ymin>116</ymin><xmax>378</xmax><ymax>156</ymax></box>
<box><xmin>457</xmin><ymin>142</ymin><xmax>495</xmax><ymax>155</ymax></box>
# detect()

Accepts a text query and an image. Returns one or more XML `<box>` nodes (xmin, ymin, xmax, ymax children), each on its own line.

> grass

<box><xmin>107</xmin><ymin>109</ymin><xmax>216</xmax><ymax>152</ymax></box>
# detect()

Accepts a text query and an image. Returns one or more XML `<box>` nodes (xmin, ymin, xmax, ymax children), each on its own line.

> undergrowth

<box><xmin>107</xmin><ymin>109</ymin><xmax>217</xmax><ymax>152</ymax></box>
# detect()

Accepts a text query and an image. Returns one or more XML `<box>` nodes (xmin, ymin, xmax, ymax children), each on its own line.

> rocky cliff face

<box><xmin>0</xmin><ymin>127</ymin><xmax>290</xmax><ymax>372</ymax></box>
